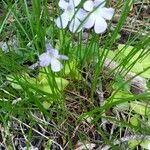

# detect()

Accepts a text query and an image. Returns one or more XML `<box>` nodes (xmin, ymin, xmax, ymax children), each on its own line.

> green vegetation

<box><xmin>0</xmin><ymin>0</ymin><xmax>150</xmax><ymax>149</ymax></box>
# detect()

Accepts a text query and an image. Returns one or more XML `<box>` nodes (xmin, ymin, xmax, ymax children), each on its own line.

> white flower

<box><xmin>55</xmin><ymin>0</ymin><xmax>84</xmax><ymax>32</ymax></box>
<box><xmin>83</xmin><ymin>0</ymin><xmax>114</xmax><ymax>34</ymax></box>
<box><xmin>39</xmin><ymin>43</ymin><xmax>68</xmax><ymax>72</ymax></box>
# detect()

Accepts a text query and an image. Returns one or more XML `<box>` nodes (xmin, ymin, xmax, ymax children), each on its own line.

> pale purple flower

<box><xmin>39</xmin><ymin>43</ymin><xmax>68</xmax><ymax>72</ymax></box>
<box><xmin>55</xmin><ymin>0</ymin><xmax>85</xmax><ymax>33</ymax></box>
<box><xmin>83</xmin><ymin>0</ymin><xmax>114</xmax><ymax>34</ymax></box>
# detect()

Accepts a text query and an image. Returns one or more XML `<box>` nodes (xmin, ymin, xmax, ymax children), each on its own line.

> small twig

<box><xmin>11</xmin><ymin>135</ymin><xmax>16</xmax><ymax>150</ymax></box>
<box><xmin>30</xmin><ymin>112</ymin><xmax>65</xmax><ymax>135</ymax></box>
<box><xmin>11</xmin><ymin>116</ymin><xmax>63</xmax><ymax>150</ymax></box>
<box><xmin>19</xmin><ymin>123</ymin><xmax>32</xmax><ymax>147</ymax></box>
<box><xmin>65</xmin><ymin>89</ymin><xmax>89</xmax><ymax>101</ymax></box>
<box><xmin>63</xmin><ymin>124</ymin><xmax>80</xmax><ymax>150</ymax></box>
<box><xmin>96</xmin><ymin>77</ymin><xmax>104</xmax><ymax>106</ymax></box>
<box><xmin>109</xmin><ymin>124</ymin><xmax>116</xmax><ymax>140</ymax></box>
<box><xmin>37</xmin><ymin>124</ymin><xmax>48</xmax><ymax>148</ymax></box>
<box><xmin>0</xmin><ymin>124</ymin><xmax>7</xmax><ymax>150</ymax></box>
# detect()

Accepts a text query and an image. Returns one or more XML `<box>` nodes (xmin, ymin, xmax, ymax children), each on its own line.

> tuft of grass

<box><xmin>0</xmin><ymin>0</ymin><xmax>150</xmax><ymax>149</ymax></box>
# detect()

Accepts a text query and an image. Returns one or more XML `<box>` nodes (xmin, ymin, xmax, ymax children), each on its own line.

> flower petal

<box><xmin>58</xmin><ymin>0</ymin><xmax>68</xmax><ymax>10</ymax></box>
<box><xmin>50</xmin><ymin>58</ymin><xmax>63</xmax><ymax>72</ymax></box>
<box><xmin>76</xmin><ymin>9</ymin><xmax>87</xmax><ymax>21</ymax></box>
<box><xmin>94</xmin><ymin>0</ymin><xmax>105</xmax><ymax>7</ymax></box>
<box><xmin>69</xmin><ymin>17</ymin><xmax>82</xmax><ymax>33</ymax></box>
<box><xmin>94</xmin><ymin>17</ymin><xmax>107</xmax><ymax>34</ymax></box>
<box><xmin>59</xmin><ymin>55</ymin><xmax>69</xmax><ymax>60</ymax></box>
<box><xmin>55</xmin><ymin>12</ymin><xmax>69</xmax><ymax>29</ymax></box>
<box><xmin>39</xmin><ymin>52</ymin><xmax>51</xmax><ymax>67</ymax></box>
<box><xmin>46</xmin><ymin>43</ymin><xmax>53</xmax><ymax>51</ymax></box>
<box><xmin>50</xmin><ymin>49</ymin><xmax>60</xmax><ymax>59</ymax></box>
<box><xmin>83</xmin><ymin>14</ymin><xmax>95</xmax><ymax>29</ymax></box>
<box><xmin>99</xmin><ymin>8</ymin><xmax>114</xmax><ymax>20</ymax></box>
<box><xmin>83</xmin><ymin>0</ymin><xmax>94</xmax><ymax>12</ymax></box>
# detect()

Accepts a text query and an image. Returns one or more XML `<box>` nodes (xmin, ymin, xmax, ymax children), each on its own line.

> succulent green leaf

<box><xmin>130</xmin><ymin>101</ymin><xmax>150</xmax><ymax>116</ymax></box>
<box><xmin>112</xmin><ymin>91</ymin><xmax>132</xmax><ymax>111</ymax></box>
<box><xmin>130</xmin><ymin>114</ymin><xmax>140</xmax><ymax>126</ymax></box>
<box><xmin>140</xmin><ymin>140</ymin><xmax>150</xmax><ymax>150</ymax></box>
